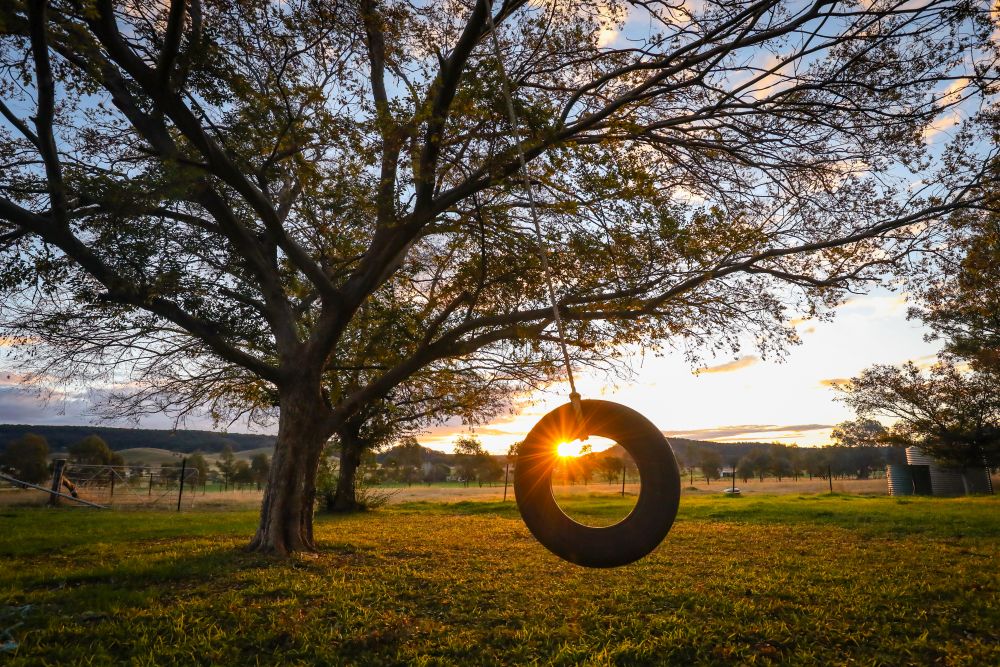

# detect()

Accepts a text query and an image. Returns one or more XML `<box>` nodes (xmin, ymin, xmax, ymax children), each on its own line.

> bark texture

<box><xmin>330</xmin><ymin>429</ymin><xmax>366</xmax><ymax>512</ymax></box>
<box><xmin>249</xmin><ymin>383</ymin><xmax>332</xmax><ymax>555</ymax></box>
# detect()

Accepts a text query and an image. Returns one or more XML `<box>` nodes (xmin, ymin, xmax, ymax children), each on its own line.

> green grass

<box><xmin>1</xmin><ymin>495</ymin><xmax>998</xmax><ymax>665</ymax></box>
<box><xmin>114</xmin><ymin>448</ymin><xmax>187</xmax><ymax>466</ymax></box>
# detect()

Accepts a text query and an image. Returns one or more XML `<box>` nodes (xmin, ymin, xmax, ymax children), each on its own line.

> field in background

<box><xmin>0</xmin><ymin>495</ymin><xmax>997</xmax><ymax>664</ymax></box>
<box><xmin>47</xmin><ymin>446</ymin><xmax>275</xmax><ymax>467</ymax></box>
<box><xmin>4</xmin><ymin>474</ymin><xmax>994</xmax><ymax>511</ymax></box>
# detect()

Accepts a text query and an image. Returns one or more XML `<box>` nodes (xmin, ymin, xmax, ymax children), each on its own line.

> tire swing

<box><xmin>484</xmin><ymin>4</ymin><xmax>681</xmax><ymax>568</ymax></box>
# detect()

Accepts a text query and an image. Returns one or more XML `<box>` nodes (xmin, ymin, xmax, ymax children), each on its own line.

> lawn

<box><xmin>0</xmin><ymin>494</ymin><xmax>997</xmax><ymax>665</ymax></box>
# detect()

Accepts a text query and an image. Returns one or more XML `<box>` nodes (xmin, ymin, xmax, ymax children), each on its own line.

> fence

<box><xmin>0</xmin><ymin>459</ymin><xmax>201</xmax><ymax>510</ymax></box>
<box><xmin>60</xmin><ymin>460</ymin><xmax>201</xmax><ymax>509</ymax></box>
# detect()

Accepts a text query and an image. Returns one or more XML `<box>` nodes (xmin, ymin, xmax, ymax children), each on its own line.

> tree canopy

<box><xmin>0</xmin><ymin>432</ymin><xmax>49</xmax><ymax>483</ymax></box>
<box><xmin>838</xmin><ymin>361</ymin><xmax>1000</xmax><ymax>468</ymax></box>
<box><xmin>910</xmin><ymin>161</ymin><xmax>1000</xmax><ymax>373</ymax></box>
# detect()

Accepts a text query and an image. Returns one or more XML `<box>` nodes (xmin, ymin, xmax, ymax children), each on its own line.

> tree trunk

<box><xmin>249</xmin><ymin>383</ymin><xmax>332</xmax><ymax>555</ymax></box>
<box><xmin>330</xmin><ymin>432</ymin><xmax>366</xmax><ymax>512</ymax></box>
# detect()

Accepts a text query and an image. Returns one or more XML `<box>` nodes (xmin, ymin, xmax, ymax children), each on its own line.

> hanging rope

<box><xmin>482</xmin><ymin>1</ymin><xmax>583</xmax><ymax>420</ymax></box>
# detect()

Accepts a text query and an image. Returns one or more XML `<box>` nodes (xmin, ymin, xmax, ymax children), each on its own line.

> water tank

<box><xmin>906</xmin><ymin>447</ymin><xmax>975</xmax><ymax>497</ymax></box>
<box><xmin>886</xmin><ymin>464</ymin><xmax>913</xmax><ymax>496</ymax></box>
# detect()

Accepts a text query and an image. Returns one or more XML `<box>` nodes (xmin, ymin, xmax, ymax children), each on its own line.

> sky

<box><xmin>0</xmin><ymin>287</ymin><xmax>944</xmax><ymax>454</ymax></box>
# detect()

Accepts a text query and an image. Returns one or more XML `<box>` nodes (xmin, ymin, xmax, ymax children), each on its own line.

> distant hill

<box><xmin>0</xmin><ymin>424</ymin><xmax>275</xmax><ymax>454</ymax></box>
<box><xmin>113</xmin><ymin>447</ymin><xmax>187</xmax><ymax>466</ymax></box>
<box><xmin>1</xmin><ymin>423</ymin><xmax>836</xmax><ymax>463</ymax></box>
<box><xmin>105</xmin><ymin>446</ymin><xmax>276</xmax><ymax>466</ymax></box>
<box><xmin>376</xmin><ymin>444</ymin><xmax>455</xmax><ymax>465</ymax></box>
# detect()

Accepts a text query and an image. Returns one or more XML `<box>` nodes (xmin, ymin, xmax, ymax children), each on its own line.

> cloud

<box><xmin>818</xmin><ymin>377</ymin><xmax>850</xmax><ymax>388</ymax></box>
<box><xmin>665</xmin><ymin>423</ymin><xmax>832</xmax><ymax>442</ymax></box>
<box><xmin>0</xmin><ymin>386</ymin><xmax>93</xmax><ymax>426</ymax></box>
<box><xmin>0</xmin><ymin>336</ymin><xmax>35</xmax><ymax>348</ymax></box>
<box><xmin>698</xmin><ymin>356</ymin><xmax>759</xmax><ymax>374</ymax></box>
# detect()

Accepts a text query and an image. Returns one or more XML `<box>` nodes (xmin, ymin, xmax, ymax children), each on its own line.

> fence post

<box><xmin>503</xmin><ymin>462</ymin><xmax>510</xmax><ymax>501</ymax></box>
<box><xmin>109</xmin><ymin>469</ymin><xmax>116</xmax><ymax>501</ymax></box>
<box><xmin>828</xmin><ymin>465</ymin><xmax>833</xmax><ymax>493</ymax></box>
<box><xmin>48</xmin><ymin>459</ymin><xmax>67</xmax><ymax>507</ymax></box>
<box><xmin>621</xmin><ymin>462</ymin><xmax>626</xmax><ymax>497</ymax></box>
<box><xmin>148</xmin><ymin>469</ymin><xmax>154</xmax><ymax>496</ymax></box>
<box><xmin>177</xmin><ymin>458</ymin><xmax>187</xmax><ymax>512</ymax></box>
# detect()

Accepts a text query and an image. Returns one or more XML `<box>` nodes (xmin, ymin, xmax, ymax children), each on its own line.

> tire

<box><xmin>514</xmin><ymin>399</ymin><xmax>680</xmax><ymax>568</ymax></box>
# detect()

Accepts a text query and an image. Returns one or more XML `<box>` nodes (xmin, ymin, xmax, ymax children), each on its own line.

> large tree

<box><xmin>910</xmin><ymin>160</ymin><xmax>1000</xmax><ymax>372</ymax></box>
<box><xmin>1</xmin><ymin>0</ymin><xmax>997</xmax><ymax>554</ymax></box>
<box><xmin>838</xmin><ymin>361</ymin><xmax>1000</xmax><ymax>469</ymax></box>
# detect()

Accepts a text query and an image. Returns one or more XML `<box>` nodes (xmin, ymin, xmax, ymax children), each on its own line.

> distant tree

<box><xmin>315</xmin><ymin>443</ymin><xmax>340</xmax><ymax>512</ymax></box>
<box><xmin>846</xmin><ymin>446</ymin><xmax>885</xmax><ymax>480</ymax></box>
<box><xmin>0</xmin><ymin>433</ymin><xmax>49</xmax><ymax>483</ymax></box>
<box><xmin>454</xmin><ymin>436</ymin><xmax>487</xmax><ymax>487</ymax></box>
<box><xmin>422</xmin><ymin>463</ymin><xmax>450</xmax><ymax>485</ymax></box>
<box><xmin>393</xmin><ymin>437</ymin><xmax>423</xmax><ymax>488</ymax></box>
<box><xmin>216</xmin><ymin>445</ymin><xmax>238</xmax><ymax>491</ymax></box>
<box><xmin>232</xmin><ymin>460</ymin><xmax>254</xmax><ymax>488</ymax></box>
<box><xmin>699</xmin><ymin>450</ymin><xmax>722</xmax><ymax>484</ymax></box>
<box><xmin>787</xmin><ymin>445</ymin><xmax>806</xmax><ymax>481</ymax></box>
<box><xmin>768</xmin><ymin>448</ymin><xmax>793</xmax><ymax>482</ymax></box>
<box><xmin>477</xmin><ymin>455</ymin><xmax>504</xmax><ymax>487</ymax></box>
<box><xmin>575</xmin><ymin>454</ymin><xmax>596</xmax><ymax>486</ymax></box>
<box><xmin>838</xmin><ymin>361</ymin><xmax>1000</xmax><ymax>469</ymax></box>
<box><xmin>69</xmin><ymin>435</ymin><xmax>115</xmax><ymax>465</ymax></box>
<box><xmin>186</xmin><ymin>453</ymin><xmax>209</xmax><ymax>486</ymax></box>
<box><xmin>831</xmin><ymin>419</ymin><xmax>888</xmax><ymax>449</ymax></box>
<box><xmin>250</xmin><ymin>453</ymin><xmax>271</xmax><ymax>490</ymax></box>
<box><xmin>735</xmin><ymin>455</ymin><xmax>753</xmax><ymax>484</ymax></box>
<box><xmin>739</xmin><ymin>449</ymin><xmax>771</xmax><ymax>482</ymax></box>
<box><xmin>160</xmin><ymin>461</ymin><xmax>183</xmax><ymax>483</ymax></box>
<box><xmin>802</xmin><ymin>447</ymin><xmax>831</xmax><ymax>480</ymax></box>
<box><xmin>596</xmin><ymin>454</ymin><xmax>621</xmax><ymax>485</ymax></box>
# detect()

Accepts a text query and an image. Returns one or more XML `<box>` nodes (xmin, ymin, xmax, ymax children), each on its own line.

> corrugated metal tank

<box><xmin>905</xmin><ymin>447</ymin><xmax>984</xmax><ymax>496</ymax></box>
<box><xmin>886</xmin><ymin>464</ymin><xmax>913</xmax><ymax>496</ymax></box>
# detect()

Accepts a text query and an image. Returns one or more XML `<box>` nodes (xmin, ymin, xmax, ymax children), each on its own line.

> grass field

<box><xmin>0</xmin><ymin>494</ymin><xmax>997</xmax><ymax>665</ymax></box>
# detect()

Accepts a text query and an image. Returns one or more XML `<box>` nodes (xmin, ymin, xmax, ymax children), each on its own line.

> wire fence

<box><xmin>60</xmin><ymin>462</ymin><xmax>200</xmax><ymax>509</ymax></box>
<box><xmin>0</xmin><ymin>459</ymin><xmax>208</xmax><ymax>510</ymax></box>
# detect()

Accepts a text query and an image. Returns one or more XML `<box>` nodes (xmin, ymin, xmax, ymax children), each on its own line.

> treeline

<box><xmin>0</xmin><ymin>424</ymin><xmax>275</xmax><ymax>454</ymax></box>
<box><xmin>668</xmin><ymin>439</ymin><xmax>898</xmax><ymax>482</ymax></box>
<box><xmin>374</xmin><ymin>436</ymin><xmax>896</xmax><ymax>485</ymax></box>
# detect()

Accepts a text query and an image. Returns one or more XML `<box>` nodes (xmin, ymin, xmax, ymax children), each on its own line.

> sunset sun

<box><xmin>556</xmin><ymin>440</ymin><xmax>590</xmax><ymax>458</ymax></box>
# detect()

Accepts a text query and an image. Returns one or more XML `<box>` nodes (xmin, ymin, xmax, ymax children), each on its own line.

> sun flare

<box><xmin>556</xmin><ymin>440</ymin><xmax>590</xmax><ymax>458</ymax></box>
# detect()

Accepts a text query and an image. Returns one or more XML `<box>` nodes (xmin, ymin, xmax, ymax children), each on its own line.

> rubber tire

<box><xmin>514</xmin><ymin>399</ymin><xmax>680</xmax><ymax>568</ymax></box>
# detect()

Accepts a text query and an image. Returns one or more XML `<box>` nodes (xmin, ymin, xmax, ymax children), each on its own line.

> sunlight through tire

<box><xmin>515</xmin><ymin>399</ymin><xmax>681</xmax><ymax>568</ymax></box>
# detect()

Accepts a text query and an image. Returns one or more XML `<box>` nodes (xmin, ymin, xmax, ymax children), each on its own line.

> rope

<box><xmin>483</xmin><ymin>0</ymin><xmax>583</xmax><ymax>419</ymax></box>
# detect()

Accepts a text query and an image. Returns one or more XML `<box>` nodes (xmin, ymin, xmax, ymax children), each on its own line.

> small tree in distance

<box><xmin>0</xmin><ymin>433</ymin><xmax>49</xmax><ymax>483</ymax></box>
<box><xmin>700</xmin><ymin>450</ymin><xmax>722</xmax><ymax>485</ymax></box>
<box><xmin>250</xmin><ymin>453</ymin><xmax>271</xmax><ymax>490</ymax></box>
<box><xmin>454</xmin><ymin>436</ymin><xmax>488</xmax><ymax>487</ymax></box>
<box><xmin>68</xmin><ymin>435</ymin><xmax>123</xmax><ymax>466</ymax></box>
<box><xmin>186</xmin><ymin>453</ymin><xmax>209</xmax><ymax>487</ymax></box>
<box><xmin>216</xmin><ymin>445</ymin><xmax>237</xmax><ymax>492</ymax></box>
